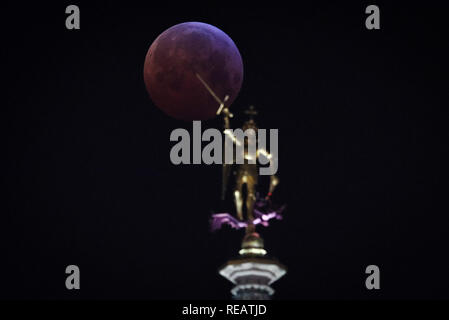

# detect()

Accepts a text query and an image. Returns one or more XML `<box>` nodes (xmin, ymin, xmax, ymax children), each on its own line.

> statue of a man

<box><xmin>224</xmin><ymin>106</ymin><xmax>279</xmax><ymax>233</ymax></box>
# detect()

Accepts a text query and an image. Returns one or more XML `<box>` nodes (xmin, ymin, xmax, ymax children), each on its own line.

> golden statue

<box><xmin>196</xmin><ymin>73</ymin><xmax>280</xmax><ymax>236</ymax></box>
<box><xmin>223</xmin><ymin>106</ymin><xmax>279</xmax><ymax>234</ymax></box>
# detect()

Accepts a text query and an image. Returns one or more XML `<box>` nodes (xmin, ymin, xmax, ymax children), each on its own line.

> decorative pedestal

<box><xmin>219</xmin><ymin>232</ymin><xmax>286</xmax><ymax>300</ymax></box>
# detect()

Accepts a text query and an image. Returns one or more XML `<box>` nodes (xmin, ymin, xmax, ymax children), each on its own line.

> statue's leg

<box><xmin>267</xmin><ymin>175</ymin><xmax>279</xmax><ymax>199</ymax></box>
<box><xmin>234</xmin><ymin>180</ymin><xmax>244</xmax><ymax>221</ymax></box>
<box><xmin>246</xmin><ymin>177</ymin><xmax>257</xmax><ymax>222</ymax></box>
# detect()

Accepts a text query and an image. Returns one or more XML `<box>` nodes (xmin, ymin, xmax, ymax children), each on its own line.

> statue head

<box><xmin>243</xmin><ymin>119</ymin><xmax>257</xmax><ymax>131</ymax></box>
<box><xmin>243</xmin><ymin>105</ymin><xmax>258</xmax><ymax>132</ymax></box>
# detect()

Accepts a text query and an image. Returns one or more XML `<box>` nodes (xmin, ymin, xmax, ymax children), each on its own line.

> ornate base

<box><xmin>219</xmin><ymin>257</ymin><xmax>286</xmax><ymax>300</ymax></box>
<box><xmin>232</xmin><ymin>284</ymin><xmax>273</xmax><ymax>300</ymax></box>
<box><xmin>219</xmin><ymin>233</ymin><xmax>286</xmax><ymax>300</ymax></box>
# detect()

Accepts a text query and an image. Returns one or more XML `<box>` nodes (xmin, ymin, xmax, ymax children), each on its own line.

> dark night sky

<box><xmin>1</xmin><ymin>1</ymin><xmax>448</xmax><ymax>299</ymax></box>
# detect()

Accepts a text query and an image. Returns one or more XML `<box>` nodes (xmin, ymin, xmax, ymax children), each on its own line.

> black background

<box><xmin>1</xmin><ymin>1</ymin><xmax>448</xmax><ymax>300</ymax></box>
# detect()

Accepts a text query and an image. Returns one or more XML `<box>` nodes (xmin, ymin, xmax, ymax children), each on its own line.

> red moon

<box><xmin>143</xmin><ymin>22</ymin><xmax>244</xmax><ymax>121</ymax></box>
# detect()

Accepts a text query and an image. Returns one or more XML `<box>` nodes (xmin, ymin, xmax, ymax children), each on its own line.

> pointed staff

<box><xmin>196</xmin><ymin>73</ymin><xmax>233</xmax><ymax>200</ymax></box>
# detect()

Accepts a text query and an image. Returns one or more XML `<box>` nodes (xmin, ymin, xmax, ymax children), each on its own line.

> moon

<box><xmin>143</xmin><ymin>22</ymin><xmax>244</xmax><ymax>121</ymax></box>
